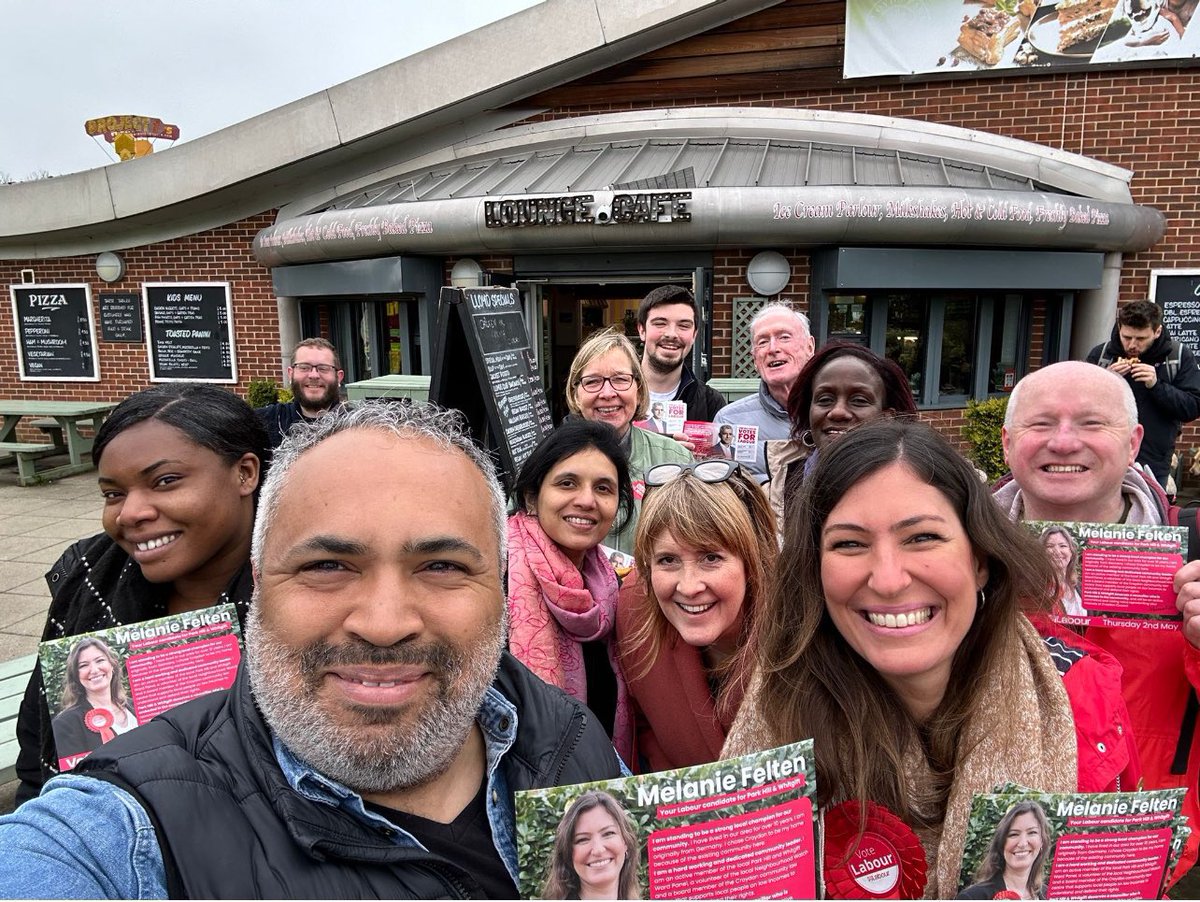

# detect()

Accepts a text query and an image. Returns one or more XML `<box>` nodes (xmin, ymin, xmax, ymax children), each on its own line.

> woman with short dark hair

<box><xmin>507</xmin><ymin>419</ymin><xmax>636</xmax><ymax>761</ymax></box>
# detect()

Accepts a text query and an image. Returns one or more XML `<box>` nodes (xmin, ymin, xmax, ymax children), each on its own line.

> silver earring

<box><xmin>977</xmin><ymin>587</ymin><xmax>986</xmax><ymax>608</ymax></box>
<box><xmin>801</xmin><ymin>430</ymin><xmax>815</xmax><ymax>449</ymax></box>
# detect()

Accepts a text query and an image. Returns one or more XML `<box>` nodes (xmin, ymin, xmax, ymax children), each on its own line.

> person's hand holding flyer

<box><xmin>39</xmin><ymin>603</ymin><xmax>242</xmax><ymax>772</ymax></box>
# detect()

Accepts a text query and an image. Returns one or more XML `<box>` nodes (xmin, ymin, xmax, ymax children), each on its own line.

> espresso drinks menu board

<box><xmin>98</xmin><ymin>293</ymin><xmax>143</xmax><ymax>343</ymax></box>
<box><xmin>9</xmin><ymin>284</ymin><xmax>100</xmax><ymax>381</ymax></box>
<box><xmin>143</xmin><ymin>283</ymin><xmax>237</xmax><ymax>383</ymax></box>
<box><xmin>430</xmin><ymin>286</ymin><xmax>554</xmax><ymax>489</ymax></box>
<box><xmin>1151</xmin><ymin>270</ymin><xmax>1200</xmax><ymax>355</ymax></box>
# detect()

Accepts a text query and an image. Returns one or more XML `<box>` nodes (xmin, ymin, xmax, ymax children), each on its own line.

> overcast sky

<box><xmin>2</xmin><ymin>0</ymin><xmax>541</xmax><ymax>179</ymax></box>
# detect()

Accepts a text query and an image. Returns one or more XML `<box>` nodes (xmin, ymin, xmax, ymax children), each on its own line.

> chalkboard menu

<box><xmin>1152</xmin><ymin>270</ymin><xmax>1200</xmax><ymax>355</ymax></box>
<box><xmin>430</xmin><ymin>287</ymin><xmax>554</xmax><ymax>489</ymax></box>
<box><xmin>143</xmin><ymin>283</ymin><xmax>237</xmax><ymax>383</ymax></box>
<box><xmin>99</xmin><ymin>293</ymin><xmax>143</xmax><ymax>342</ymax></box>
<box><xmin>9</xmin><ymin>284</ymin><xmax>99</xmax><ymax>381</ymax></box>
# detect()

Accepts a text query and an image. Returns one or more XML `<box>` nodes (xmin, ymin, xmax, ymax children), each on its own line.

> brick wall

<box><xmin>0</xmin><ymin>213</ymin><xmax>279</xmax><ymax>406</ymax></box>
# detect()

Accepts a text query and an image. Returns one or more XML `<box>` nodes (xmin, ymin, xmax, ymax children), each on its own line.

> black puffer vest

<box><xmin>77</xmin><ymin>654</ymin><xmax>622</xmax><ymax>899</ymax></box>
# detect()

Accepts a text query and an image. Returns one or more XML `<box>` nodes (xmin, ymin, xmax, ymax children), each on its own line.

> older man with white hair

<box><xmin>997</xmin><ymin>360</ymin><xmax>1200</xmax><ymax>883</ymax></box>
<box><xmin>713</xmin><ymin>302</ymin><xmax>815</xmax><ymax>476</ymax></box>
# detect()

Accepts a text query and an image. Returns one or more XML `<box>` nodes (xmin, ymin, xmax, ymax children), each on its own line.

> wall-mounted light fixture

<box><xmin>450</xmin><ymin>258</ymin><xmax>483</xmax><ymax>288</ymax></box>
<box><xmin>95</xmin><ymin>251</ymin><xmax>126</xmax><ymax>283</ymax></box>
<box><xmin>746</xmin><ymin>251</ymin><xmax>791</xmax><ymax>297</ymax></box>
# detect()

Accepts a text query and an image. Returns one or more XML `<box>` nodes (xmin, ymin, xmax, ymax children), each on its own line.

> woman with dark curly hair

<box><xmin>542</xmin><ymin>790</ymin><xmax>641</xmax><ymax>899</ymax></box>
<box><xmin>765</xmin><ymin>340</ymin><xmax>917</xmax><ymax>531</ymax></box>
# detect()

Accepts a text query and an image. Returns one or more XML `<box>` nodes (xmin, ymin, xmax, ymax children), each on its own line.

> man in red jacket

<box><xmin>997</xmin><ymin>361</ymin><xmax>1200</xmax><ymax>884</ymax></box>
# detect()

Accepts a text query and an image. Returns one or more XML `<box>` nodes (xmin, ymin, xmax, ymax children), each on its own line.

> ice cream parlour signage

<box><xmin>484</xmin><ymin>190</ymin><xmax>691</xmax><ymax>229</ymax></box>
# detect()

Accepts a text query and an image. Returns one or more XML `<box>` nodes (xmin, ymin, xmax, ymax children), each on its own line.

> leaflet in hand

<box><xmin>635</xmin><ymin>401</ymin><xmax>687</xmax><ymax>435</ymax></box>
<box><xmin>692</xmin><ymin>421</ymin><xmax>757</xmax><ymax>462</ymax></box>
<box><xmin>39</xmin><ymin>603</ymin><xmax>242</xmax><ymax>772</ymax></box>
<box><xmin>515</xmin><ymin>740</ymin><xmax>816</xmax><ymax>899</ymax></box>
<box><xmin>1026</xmin><ymin>520</ymin><xmax>1187</xmax><ymax>630</ymax></box>
<box><xmin>956</xmin><ymin>786</ymin><xmax>1189</xmax><ymax>899</ymax></box>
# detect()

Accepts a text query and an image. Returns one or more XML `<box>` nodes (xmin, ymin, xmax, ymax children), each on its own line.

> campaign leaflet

<box><xmin>635</xmin><ymin>401</ymin><xmax>687</xmax><ymax>436</ymax></box>
<box><xmin>1025</xmin><ymin>520</ymin><xmax>1188</xmax><ymax>630</ymax></box>
<box><xmin>956</xmin><ymin>786</ymin><xmax>1189</xmax><ymax>900</ymax></box>
<box><xmin>515</xmin><ymin>740</ymin><xmax>816</xmax><ymax>900</ymax></box>
<box><xmin>39</xmin><ymin>603</ymin><xmax>242</xmax><ymax>773</ymax></box>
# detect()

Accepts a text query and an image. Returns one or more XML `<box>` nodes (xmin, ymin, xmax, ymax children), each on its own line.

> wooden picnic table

<box><xmin>0</xmin><ymin>400</ymin><xmax>117</xmax><ymax>485</ymax></box>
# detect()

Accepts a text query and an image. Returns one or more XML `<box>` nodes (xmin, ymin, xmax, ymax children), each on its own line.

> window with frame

<box><xmin>828</xmin><ymin>292</ymin><xmax>1037</xmax><ymax>407</ymax></box>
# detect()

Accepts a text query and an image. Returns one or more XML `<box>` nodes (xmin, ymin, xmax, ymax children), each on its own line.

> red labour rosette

<box><xmin>822</xmin><ymin>800</ymin><xmax>928</xmax><ymax>899</ymax></box>
<box><xmin>990</xmin><ymin>892</ymin><xmax>1021</xmax><ymax>900</ymax></box>
<box><xmin>83</xmin><ymin>707</ymin><xmax>116</xmax><ymax>743</ymax></box>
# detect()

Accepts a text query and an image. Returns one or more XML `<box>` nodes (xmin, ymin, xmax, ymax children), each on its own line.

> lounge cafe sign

<box><xmin>483</xmin><ymin>190</ymin><xmax>692</xmax><ymax>229</ymax></box>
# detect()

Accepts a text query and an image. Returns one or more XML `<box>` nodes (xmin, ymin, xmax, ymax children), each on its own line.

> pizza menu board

<box><xmin>1151</xmin><ymin>269</ymin><xmax>1200</xmax><ymax>356</ymax></box>
<box><xmin>98</xmin><ymin>293</ymin><xmax>143</xmax><ymax>343</ymax></box>
<box><xmin>142</xmin><ymin>283</ymin><xmax>237</xmax><ymax>383</ymax></box>
<box><xmin>9</xmin><ymin>284</ymin><xmax>100</xmax><ymax>381</ymax></box>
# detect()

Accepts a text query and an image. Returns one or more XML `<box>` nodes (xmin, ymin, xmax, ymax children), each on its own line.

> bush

<box><xmin>963</xmin><ymin>397</ymin><xmax>1008</xmax><ymax>482</ymax></box>
<box><xmin>246</xmin><ymin>378</ymin><xmax>282</xmax><ymax>408</ymax></box>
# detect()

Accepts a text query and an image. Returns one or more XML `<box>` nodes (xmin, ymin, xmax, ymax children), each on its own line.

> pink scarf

<box><xmin>506</xmin><ymin>511</ymin><xmax>633</xmax><ymax>762</ymax></box>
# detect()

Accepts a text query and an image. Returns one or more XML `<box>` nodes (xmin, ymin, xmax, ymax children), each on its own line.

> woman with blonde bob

<box><xmin>617</xmin><ymin>459</ymin><xmax>777</xmax><ymax>771</ymax></box>
<box><xmin>565</xmin><ymin>328</ymin><xmax>690</xmax><ymax>554</ymax></box>
<box><xmin>957</xmin><ymin>800</ymin><xmax>1052</xmax><ymax>900</ymax></box>
<box><xmin>541</xmin><ymin>790</ymin><xmax>641</xmax><ymax>899</ymax></box>
<box><xmin>724</xmin><ymin>419</ymin><xmax>1138</xmax><ymax>898</ymax></box>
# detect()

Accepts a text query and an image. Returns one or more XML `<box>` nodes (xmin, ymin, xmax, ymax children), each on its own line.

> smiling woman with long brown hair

<box><xmin>725</xmin><ymin>419</ymin><xmax>1139</xmax><ymax>897</ymax></box>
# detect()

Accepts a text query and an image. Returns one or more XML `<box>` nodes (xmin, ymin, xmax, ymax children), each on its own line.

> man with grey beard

<box><xmin>0</xmin><ymin>403</ymin><xmax>623</xmax><ymax>899</ymax></box>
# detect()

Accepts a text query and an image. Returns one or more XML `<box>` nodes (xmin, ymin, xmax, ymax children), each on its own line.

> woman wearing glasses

<box><xmin>507</xmin><ymin>420</ymin><xmax>637</xmax><ymax>761</ymax></box>
<box><xmin>616</xmin><ymin>459</ymin><xmax>777</xmax><ymax>772</ymax></box>
<box><xmin>565</xmin><ymin>329</ymin><xmax>691</xmax><ymax>555</ymax></box>
<box><xmin>725</xmin><ymin>419</ymin><xmax>1138</xmax><ymax>898</ymax></box>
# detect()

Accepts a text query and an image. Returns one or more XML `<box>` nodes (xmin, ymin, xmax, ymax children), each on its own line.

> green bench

<box><xmin>0</xmin><ymin>653</ymin><xmax>36</xmax><ymax>784</ymax></box>
<box><xmin>30</xmin><ymin>418</ymin><xmax>93</xmax><ymax>452</ymax></box>
<box><xmin>0</xmin><ymin>443</ymin><xmax>61</xmax><ymax>486</ymax></box>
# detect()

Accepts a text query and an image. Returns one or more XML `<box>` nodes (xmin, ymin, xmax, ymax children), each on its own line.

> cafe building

<box><xmin>0</xmin><ymin>0</ymin><xmax>1194</xmax><ymax>442</ymax></box>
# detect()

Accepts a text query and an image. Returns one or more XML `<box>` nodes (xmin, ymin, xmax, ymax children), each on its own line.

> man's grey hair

<box><xmin>250</xmin><ymin>401</ymin><xmax>508</xmax><ymax>573</ymax></box>
<box><xmin>749</xmin><ymin>302</ymin><xmax>811</xmax><ymax>338</ymax></box>
<box><xmin>1005</xmin><ymin>362</ymin><xmax>1138</xmax><ymax>430</ymax></box>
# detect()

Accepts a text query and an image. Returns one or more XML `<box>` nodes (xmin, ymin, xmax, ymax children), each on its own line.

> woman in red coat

<box><xmin>616</xmin><ymin>459</ymin><xmax>777</xmax><ymax>772</ymax></box>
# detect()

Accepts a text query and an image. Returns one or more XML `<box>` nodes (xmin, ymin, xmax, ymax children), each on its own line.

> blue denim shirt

<box><xmin>0</xmin><ymin>686</ymin><xmax>525</xmax><ymax>899</ymax></box>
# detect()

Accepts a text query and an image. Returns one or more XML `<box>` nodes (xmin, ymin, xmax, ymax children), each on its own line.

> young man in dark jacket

<box><xmin>0</xmin><ymin>403</ymin><xmax>623</xmax><ymax>899</ymax></box>
<box><xmin>1086</xmin><ymin>299</ymin><xmax>1200</xmax><ymax>485</ymax></box>
<box><xmin>637</xmin><ymin>285</ymin><xmax>727</xmax><ymax>437</ymax></box>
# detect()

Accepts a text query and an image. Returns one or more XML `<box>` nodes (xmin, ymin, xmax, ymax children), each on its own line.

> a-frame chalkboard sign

<box><xmin>429</xmin><ymin>286</ymin><xmax>554</xmax><ymax>490</ymax></box>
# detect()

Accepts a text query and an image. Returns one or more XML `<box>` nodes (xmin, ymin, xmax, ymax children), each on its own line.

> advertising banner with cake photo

<box><xmin>1025</xmin><ymin>520</ymin><xmax>1187</xmax><ymax>631</ymax></box>
<box><xmin>955</xmin><ymin>787</ymin><xmax>1189</xmax><ymax>899</ymax></box>
<box><xmin>844</xmin><ymin>0</ymin><xmax>1198</xmax><ymax>77</ymax></box>
<box><xmin>514</xmin><ymin>741</ymin><xmax>816</xmax><ymax>899</ymax></box>
<box><xmin>39</xmin><ymin>603</ymin><xmax>242</xmax><ymax>772</ymax></box>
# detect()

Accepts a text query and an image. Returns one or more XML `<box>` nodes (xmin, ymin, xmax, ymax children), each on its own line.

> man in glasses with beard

<box><xmin>257</xmin><ymin>337</ymin><xmax>346</xmax><ymax>456</ymax></box>
<box><xmin>0</xmin><ymin>403</ymin><xmax>623</xmax><ymax>899</ymax></box>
